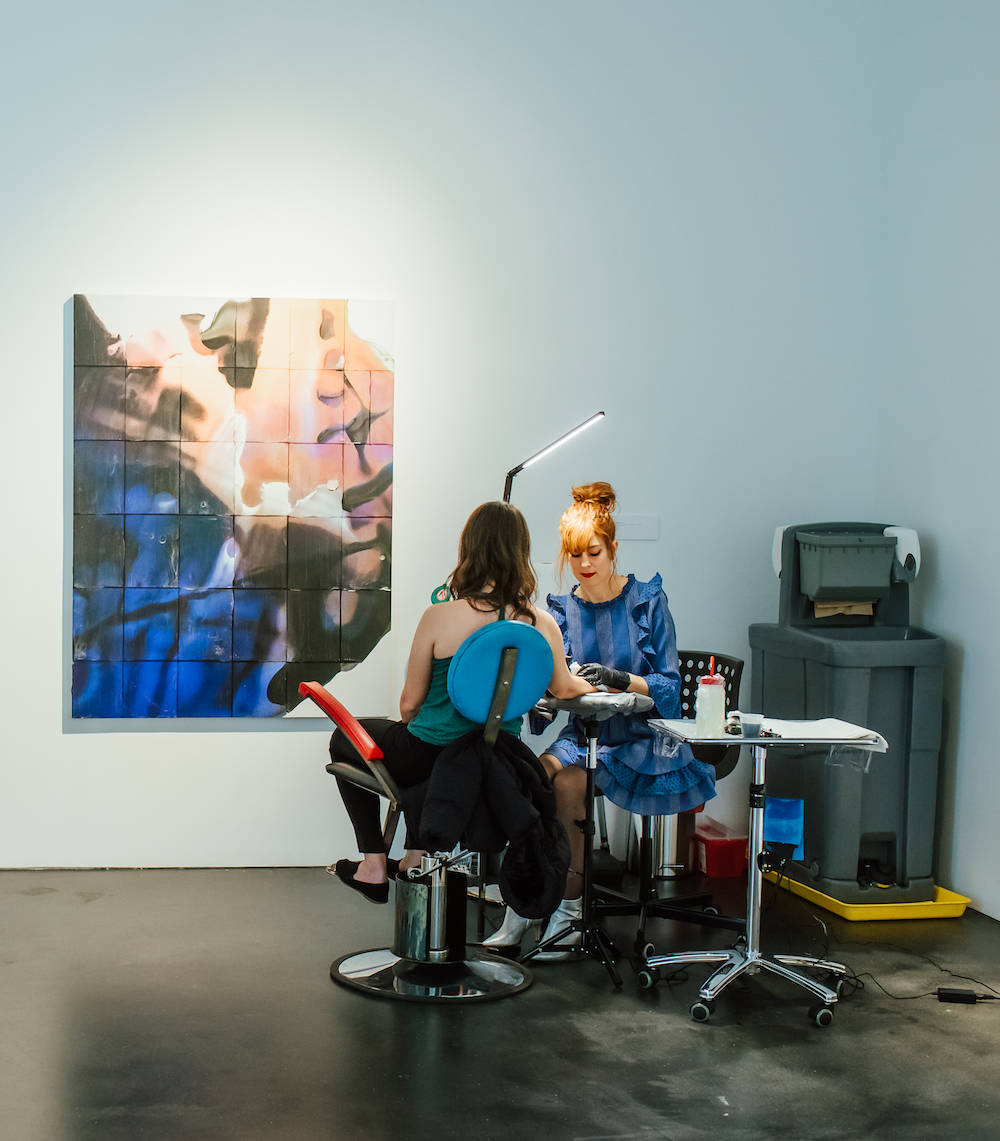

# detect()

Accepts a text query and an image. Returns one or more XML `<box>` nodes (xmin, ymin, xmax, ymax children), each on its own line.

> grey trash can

<box><xmin>749</xmin><ymin>522</ymin><xmax>945</xmax><ymax>905</ymax></box>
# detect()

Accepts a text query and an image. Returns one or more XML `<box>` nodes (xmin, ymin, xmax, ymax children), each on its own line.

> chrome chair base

<box><xmin>332</xmin><ymin>947</ymin><xmax>533</xmax><ymax>1003</ymax></box>
<box><xmin>647</xmin><ymin>944</ymin><xmax>848</xmax><ymax>1005</ymax></box>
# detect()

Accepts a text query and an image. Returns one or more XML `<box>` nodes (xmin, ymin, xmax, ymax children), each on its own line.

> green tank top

<box><xmin>408</xmin><ymin>656</ymin><xmax>523</xmax><ymax>746</ymax></box>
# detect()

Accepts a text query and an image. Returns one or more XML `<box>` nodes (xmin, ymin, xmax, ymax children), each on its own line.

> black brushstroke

<box><xmin>197</xmin><ymin>300</ymin><xmax>238</xmax><ymax>353</ymax></box>
<box><xmin>273</xmin><ymin>662</ymin><xmax>343</xmax><ymax>710</ymax></box>
<box><xmin>342</xmin><ymin>462</ymin><xmax>393</xmax><ymax>513</ymax></box>
<box><xmin>178</xmin><ymin>390</ymin><xmax>208</xmax><ymax>439</ymax></box>
<box><xmin>285</xmin><ymin>591</ymin><xmax>341</xmax><ymax>662</ymax></box>
<box><xmin>341</xmin><ymin>590</ymin><xmax>391</xmax><ymax>661</ymax></box>
<box><xmin>233</xmin><ymin>519</ymin><xmax>287</xmax><ymax>589</ymax></box>
<box><xmin>74</xmin><ymin>295</ymin><xmax>124</xmax><ymax>367</ymax></box>
<box><xmin>196</xmin><ymin>298</ymin><xmax>270</xmax><ymax>389</ymax></box>
<box><xmin>287</xmin><ymin>520</ymin><xmax>343</xmax><ymax>589</ymax></box>
<box><xmin>316</xmin><ymin>407</ymin><xmax>388</xmax><ymax>446</ymax></box>
<box><xmin>75</xmin><ymin>366</ymin><xmax>126</xmax><ymax>440</ymax></box>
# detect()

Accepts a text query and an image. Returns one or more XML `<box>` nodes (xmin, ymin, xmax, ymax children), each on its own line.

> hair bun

<box><xmin>570</xmin><ymin>481</ymin><xmax>616</xmax><ymax>511</ymax></box>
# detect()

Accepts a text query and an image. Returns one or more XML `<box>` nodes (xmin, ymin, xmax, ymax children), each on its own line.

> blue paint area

<box><xmin>179</xmin><ymin>516</ymin><xmax>235</xmax><ymax>589</ymax></box>
<box><xmin>124</xmin><ymin>484</ymin><xmax>178</xmax><ymax>514</ymax></box>
<box><xmin>125</xmin><ymin>516</ymin><xmax>179</xmax><ymax>588</ymax></box>
<box><xmin>233</xmin><ymin>662</ymin><xmax>285</xmax><ymax>716</ymax></box>
<box><xmin>123</xmin><ymin>589</ymin><xmax>179</xmax><ymax>661</ymax></box>
<box><xmin>124</xmin><ymin>442</ymin><xmax>180</xmax><ymax>515</ymax></box>
<box><xmin>74</xmin><ymin>441</ymin><xmax>125</xmax><ymax>515</ymax></box>
<box><xmin>72</xmin><ymin>662</ymin><xmax>124</xmax><ymax>718</ymax></box>
<box><xmin>179</xmin><ymin>590</ymin><xmax>233</xmax><ymax>661</ymax></box>
<box><xmin>73</xmin><ymin>589</ymin><xmax>124</xmax><ymax>661</ymax></box>
<box><xmin>233</xmin><ymin>590</ymin><xmax>285</xmax><ymax>661</ymax></box>
<box><xmin>178</xmin><ymin>662</ymin><xmax>233</xmax><ymax>717</ymax></box>
<box><xmin>124</xmin><ymin>661</ymin><xmax>178</xmax><ymax>718</ymax></box>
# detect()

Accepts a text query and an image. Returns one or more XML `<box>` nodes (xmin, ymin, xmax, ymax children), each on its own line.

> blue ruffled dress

<box><xmin>539</xmin><ymin>574</ymin><xmax>716</xmax><ymax>816</ymax></box>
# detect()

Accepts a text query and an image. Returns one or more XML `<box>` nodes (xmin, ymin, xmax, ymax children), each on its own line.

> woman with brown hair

<box><xmin>485</xmin><ymin>482</ymin><xmax>715</xmax><ymax>956</ymax></box>
<box><xmin>329</xmin><ymin>500</ymin><xmax>594</xmax><ymax>903</ymax></box>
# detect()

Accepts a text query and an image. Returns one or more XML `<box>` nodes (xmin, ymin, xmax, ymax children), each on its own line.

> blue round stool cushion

<box><xmin>447</xmin><ymin>621</ymin><xmax>554</xmax><ymax>726</ymax></box>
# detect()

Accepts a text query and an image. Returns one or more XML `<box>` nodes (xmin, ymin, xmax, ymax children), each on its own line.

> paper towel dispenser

<box><xmin>769</xmin><ymin>522</ymin><xmax>922</xmax><ymax>627</ymax></box>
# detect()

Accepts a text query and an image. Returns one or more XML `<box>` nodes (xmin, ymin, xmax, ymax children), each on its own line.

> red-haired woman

<box><xmin>486</xmin><ymin>482</ymin><xmax>715</xmax><ymax>957</ymax></box>
<box><xmin>329</xmin><ymin>501</ymin><xmax>594</xmax><ymax>903</ymax></box>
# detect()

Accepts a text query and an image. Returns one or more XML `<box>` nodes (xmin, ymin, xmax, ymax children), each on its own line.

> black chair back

<box><xmin>677</xmin><ymin>651</ymin><xmax>744</xmax><ymax>780</ymax></box>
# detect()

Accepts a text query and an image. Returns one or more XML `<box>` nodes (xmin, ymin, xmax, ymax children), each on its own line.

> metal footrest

<box><xmin>332</xmin><ymin>947</ymin><xmax>532</xmax><ymax>1003</ymax></box>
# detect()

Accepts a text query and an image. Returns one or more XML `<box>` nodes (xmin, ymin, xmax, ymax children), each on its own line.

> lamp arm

<box><xmin>503</xmin><ymin>465</ymin><xmax>524</xmax><ymax>504</ymax></box>
<box><xmin>501</xmin><ymin>411</ymin><xmax>604</xmax><ymax>503</ymax></box>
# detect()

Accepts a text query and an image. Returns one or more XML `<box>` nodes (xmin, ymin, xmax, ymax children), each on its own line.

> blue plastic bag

<box><xmin>763</xmin><ymin>797</ymin><xmax>804</xmax><ymax>861</ymax></box>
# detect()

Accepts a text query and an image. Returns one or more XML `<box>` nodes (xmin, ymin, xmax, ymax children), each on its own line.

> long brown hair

<box><xmin>555</xmin><ymin>481</ymin><xmax>618</xmax><ymax>581</ymax></box>
<box><xmin>448</xmin><ymin>502</ymin><xmax>537</xmax><ymax>624</ymax></box>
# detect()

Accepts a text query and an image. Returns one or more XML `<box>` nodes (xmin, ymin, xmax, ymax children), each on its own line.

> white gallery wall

<box><xmin>1</xmin><ymin>1</ymin><xmax>996</xmax><ymax>915</ymax></box>
<box><xmin>875</xmin><ymin>3</ymin><xmax>1000</xmax><ymax>912</ymax></box>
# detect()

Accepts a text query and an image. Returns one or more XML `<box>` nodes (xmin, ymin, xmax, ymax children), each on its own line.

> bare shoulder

<box><xmin>419</xmin><ymin>597</ymin><xmax>496</xmax><ymax>657</ymax></box>
<box><xmin>532</xmin><ymin>607</ymin><xmax>560</xmax><ymax>637</ymax></box>
<box><xmin>414</xmin><ymin>603</ymin><xmax>442</xmax><ymax>631</ymax></box>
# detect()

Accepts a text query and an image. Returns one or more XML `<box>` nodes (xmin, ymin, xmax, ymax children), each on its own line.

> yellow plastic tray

<box><xmin>762</xmin><ymin>873</ymin><xmax>970</xmax><ymax>921</ymax></box>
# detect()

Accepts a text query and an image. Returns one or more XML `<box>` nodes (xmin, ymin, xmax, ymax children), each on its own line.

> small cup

<box><xmin>740</xmin><ymin>713</ymin><xmax>764</xmax><ymax>738</ymax></box>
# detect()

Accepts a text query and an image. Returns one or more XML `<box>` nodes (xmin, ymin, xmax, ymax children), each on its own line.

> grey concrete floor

<box><xmin>2</xmin><ymin>867</ymin><xmax>999</xmax><ymax>1141</ymax></box>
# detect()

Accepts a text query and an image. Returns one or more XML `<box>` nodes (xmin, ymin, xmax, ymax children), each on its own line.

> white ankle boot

<box><xmin>483</xmin><ymin>907</ymin><xmax>538</xmax><ymax>949</ymax></box>
<box><xmin>532</xmin><ymin>897</ymin><xmax>583</xmax><ymax>961</ymax></box>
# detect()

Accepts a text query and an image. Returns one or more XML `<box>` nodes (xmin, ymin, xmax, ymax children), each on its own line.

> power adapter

<box><xmin>937</xmin><ymin>987</ymin><xmax>999</xmax><ymax>1005</ymax></box>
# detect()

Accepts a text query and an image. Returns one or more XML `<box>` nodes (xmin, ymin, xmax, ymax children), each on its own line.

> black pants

<box><xmin>330</xmin><ymin>719</ymin><xmax>443</xmax><ymax>853</ymax></box>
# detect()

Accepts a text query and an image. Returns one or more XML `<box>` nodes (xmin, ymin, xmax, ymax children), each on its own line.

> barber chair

<box><xmin>299</xmin><ymin>619</ymin><xmax>555</xmax><ymax>1003</ymax></box>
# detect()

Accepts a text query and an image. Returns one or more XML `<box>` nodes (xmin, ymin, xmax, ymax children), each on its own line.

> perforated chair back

<box><xmin>678</xmin><ymin>651</ymin><xmax>743</xmax><ymax>719</ymax></box>
<box><xmin>678</xmin><ymin>650</ymin><xmax>744</xmax><ymax>780</ymax></box>
<box><xmin>448</xmin><ymin>620</ymin><xmax>554</xmax><ymax>742</ymax></box>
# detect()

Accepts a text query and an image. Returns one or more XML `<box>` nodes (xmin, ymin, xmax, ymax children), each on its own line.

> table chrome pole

<box><xmin>744</xmin><ymin>743</ymin><xmax>767</xmax><ymax>957</ymax></box>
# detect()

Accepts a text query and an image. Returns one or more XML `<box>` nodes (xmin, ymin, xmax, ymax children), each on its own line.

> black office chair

<box><xmin>678</xmin><ymin>650</ymin><xmax>743</xmax><ymax>780</ymax></box>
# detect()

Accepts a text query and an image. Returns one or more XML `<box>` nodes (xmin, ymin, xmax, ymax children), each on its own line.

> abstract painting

<box><xmin>72</xmin><ymin>296</ymin><xmax>393</xmax><ymax>717</ymax></box>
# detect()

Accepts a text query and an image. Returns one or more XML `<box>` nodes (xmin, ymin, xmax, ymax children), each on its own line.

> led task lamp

<box><xmin>430</xmin><ymin>411</ymin><xmax>606</xmax><ymax>603</ymax></box>
<box><xmin>502</xmin><ymin>412</ymin><xmax>606</xmax><ymax>503</ymax></box>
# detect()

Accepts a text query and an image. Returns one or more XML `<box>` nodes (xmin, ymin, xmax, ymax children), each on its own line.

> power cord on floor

<box><xmin>762</xmin><ymin>850</ymin><xmax>832</xmax><ymax>961</ymax></box>
<box><xmin>828</xmin><ymin>930</ymin><xmax>1000</xmax><ymax>996</ymax></box>
<box><xmin>763</xmin><ymin>867</ymin><xmax>1000</xmax><ymax>1006</ymax></box>
<box><xmin>827</xmin><ymin>929</ymin><xmax>1000</xmax><ymax>1004</ymax></box>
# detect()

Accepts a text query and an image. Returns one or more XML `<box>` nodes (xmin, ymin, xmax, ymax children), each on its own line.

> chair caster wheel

<box><xmin>809</xmin><ymin>1003</ymin><xmax>834</xmax><ymax>1027</ymax></box>
<box><xmin>703</xmin><ymin>906</ymin><xmax>720</xmax><ymax>916</ymax></box>
<box><xmin>637</xmin><ymin>968</ymin><xmax>660</xmax><ymax>989</ymax></box>
<box><xmin>690</xmin><ymin>998</ymin><xmax>715</xmax><ymax>1022</ymax></box>
<box><xmin>637</xmin><ymin>941</ymin><xmax>655</xmax><ymax>959</ymax></box>
<box><xmin>830</xmin><ymin>977</ymin><xmax>848</xmax><ymax>999</ymax></box>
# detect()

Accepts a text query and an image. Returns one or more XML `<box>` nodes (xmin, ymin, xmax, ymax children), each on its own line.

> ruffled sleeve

<box><xmin>631</xmin><ymin>574</ymin><xmax>682</xmax><ymax>718</ymax></box>
<box><xmin>528</xmin><ymin>592</ymin><xmax>572</xmax><ymax>736</ymax></box>
<box><xmin>546</xmin><ymin>593</ymin><xmax>571</xmax><ymax>656</ymax></box>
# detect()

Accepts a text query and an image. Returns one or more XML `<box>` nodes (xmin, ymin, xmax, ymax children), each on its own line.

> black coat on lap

<box><xmin>402</xmin><ymin>731</ymin><xmax>570</xmax><ymax>921</ymax></box>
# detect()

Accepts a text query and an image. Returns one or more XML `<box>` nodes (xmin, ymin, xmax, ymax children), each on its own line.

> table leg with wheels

<box><xmin>643</xmin><ymin>741</ymin><xmax>850</xmax><ymax>1025</ymax></box>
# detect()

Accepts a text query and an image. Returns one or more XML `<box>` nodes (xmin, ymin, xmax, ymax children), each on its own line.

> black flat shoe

<box><xmin>328</xmin><ymin>858</ymin><xmax>400</xmax><ymax>880</ymax></box>
<box><xmin>334</xmin><ymin>859</ymin><xmax>390</xmax><ymax>905</ymax></box>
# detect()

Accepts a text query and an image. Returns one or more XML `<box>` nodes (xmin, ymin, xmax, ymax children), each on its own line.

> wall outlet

<box><xmin>616</xmin><ymin>514</ymin><xmax>659</xmax><ymax>541</ymax></box>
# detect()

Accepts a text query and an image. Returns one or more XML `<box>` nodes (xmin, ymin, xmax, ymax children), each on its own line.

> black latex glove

<box><xmin>578</xmin><ymin>663</ymin><xmax>632</xmax><ymax>692</ymax></box>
